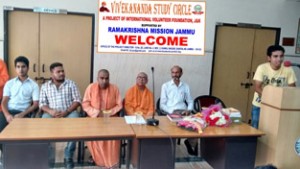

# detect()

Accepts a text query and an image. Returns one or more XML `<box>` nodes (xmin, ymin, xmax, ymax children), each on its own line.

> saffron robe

<box><xmin>82</xmin><ymin>83</ymin><xmax>122</xmax><ymax>168</ymax></box>
<box><xmin>124</xmin><ymin>85</ymin><xmax>154</xmax><ymax>116</ymax></box>
<box><xmin>0</xmin><ymin>59</ymin><xmax>9</xmax><ymax>111</ymax></box>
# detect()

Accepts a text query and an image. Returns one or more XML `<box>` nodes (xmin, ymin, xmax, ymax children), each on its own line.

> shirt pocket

<box><xmin>21</xmin><ymin>88</ymin><xmax>32</xmax><ymax>100</ymax></box>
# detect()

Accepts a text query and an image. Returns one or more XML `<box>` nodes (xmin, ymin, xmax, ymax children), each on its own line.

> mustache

<box><xmin>172</xmin><ymin>76</ymin><xmax>180</xmax><ymax>79</ymax></box>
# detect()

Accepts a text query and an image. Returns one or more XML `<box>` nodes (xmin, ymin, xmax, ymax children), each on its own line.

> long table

<box><xmin>0</xmin><ymin>117</ymin><xmax>265</xmax><ymax>169</ymax></box>
<box><xmin>0</xmin><ymin>118</ymin><xmax>135</xmax><ymax>169</ymax></box>
<box><xmin>131</xmin><ymin>117</ymin><xmax>265</xmax><ymax>169</ymax></box>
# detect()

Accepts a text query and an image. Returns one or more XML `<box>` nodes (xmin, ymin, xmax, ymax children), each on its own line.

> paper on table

<box><xmin>124</xmin><ymin>115</ymin><xmax>146</xmax><ymax>124</ymax></box>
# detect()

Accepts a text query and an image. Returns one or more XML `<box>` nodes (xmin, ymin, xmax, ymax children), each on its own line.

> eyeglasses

<box><xmin>137</xmin><ymin>76</ymin><xmax>147</xmax><ymax>80</ymax></box>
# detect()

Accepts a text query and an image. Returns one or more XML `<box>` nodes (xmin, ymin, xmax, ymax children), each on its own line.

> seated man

<box><xmin>0</xmin><ymin>56</ymin><xmax>39</xmax><ymax>132</ymax></box>
<box><xmin>160</xmin><ymin>65</ymin><xmax>193</xmax><ymax>115</ymax></box>
<box><xmin>124</xmin><ymin>72</ymin><xmax>154</xmax><ymax>116</ymax></box>
<box><xmin>39</xmin><ymin>62</ymin><xmax>81</xmax><ymax>169</ymax></box>
<box><xmin>82</xmin><ymin>69</ymin><xmax>122</xmax><ymax>168</ymax></box>
<box><xmin>0</xmin><ymin>58</ymin><xmax>9</xmax><ymax>113</ymax></box>
<box><xmin>160</xmin><ymin>65</ymin><xmax>198</xmax><ymax>156</ymax></box>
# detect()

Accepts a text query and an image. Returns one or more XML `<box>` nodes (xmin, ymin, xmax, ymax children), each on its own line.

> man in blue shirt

<box><xmin>0</xmin><ymin>56</ymin><xmax>39</xmax><ymax>132</ymax></box>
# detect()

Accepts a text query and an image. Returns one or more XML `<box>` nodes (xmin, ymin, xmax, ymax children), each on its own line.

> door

<box><xmin>39</xmin><ymin>13</ymin><xmax>93</xmax><ymax>95</ymax></box>
<box><xmin>211</xmin><ymin>25</ymin><xmax>278</xmax><ymax>122</ymax></box>
<box><xmin>7</xmin><ymin>11</ymin><xmax>39</xmax><ymax>79</ymax></box>
<box><xmin>6</xmin><ymin>10</ymin><xmax>94</xmax><ymax>96</ymax></box>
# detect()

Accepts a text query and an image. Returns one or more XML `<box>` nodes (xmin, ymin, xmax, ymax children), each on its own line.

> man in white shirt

<box><xmin>160</xmin><ymin>65</ymin><xmax>197</xmax><ymax>156</ymax></box>
<box><xmin>0</xmin><ymin>56</ymin><xmax>39</xmax><ymax>132</ymax></box>
<box><xmin>160</xmin><ymin>65</ymin><xmax>193</xmax><ymax>114</ymax></box>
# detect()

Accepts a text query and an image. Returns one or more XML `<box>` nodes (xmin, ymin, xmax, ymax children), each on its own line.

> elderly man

<box><xmin>39</xmin><ymin>62</ymin><xmax>81</xmax><ymax>169</ymax></box>
<box><xmin>82</xmin><ymin>69</ymin><xmax>122</xmax><ymax>168</ymax></box>
<box><xmin>125</xmin><ymin>72</ymin><xmax>154</xmax><ymax>116</ymax></box>
<box><xmin>160</xmin><ymin>65</ymin><xmax>198</xmax><ymax>156</ymax></box>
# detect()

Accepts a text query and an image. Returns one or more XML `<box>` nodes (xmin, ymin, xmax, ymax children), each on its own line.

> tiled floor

<box><xmin>52</xmin><ymin>141</ymin><xmax>213</xmax><ymax>169</ymax></box>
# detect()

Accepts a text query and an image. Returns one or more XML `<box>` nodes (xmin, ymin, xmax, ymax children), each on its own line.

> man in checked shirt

<box><xmin>39</xmin><ymin>62</ymin><xmax>81</xmax><ymax>169</ymax></box>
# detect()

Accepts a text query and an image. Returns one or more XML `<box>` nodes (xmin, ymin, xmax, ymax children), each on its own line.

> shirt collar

<box><xmin>170</xmin><ymin>79</ymin><xmax>182</xmax><ymax>87</ymax></box>
<box><xmin>15</xmin><ymin>76</ymin><xmax>30</xmax><ymax>82</ymax></box>
<box><xmin>49</xmin><ymin>79</ymin><xmax>67</xmax><ymax>86</ymax></box>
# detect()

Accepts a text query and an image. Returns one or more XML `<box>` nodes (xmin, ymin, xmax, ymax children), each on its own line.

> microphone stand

<box><xmin>147</xmin><ymin>67</ymin><xmax>159</xmax><ymax>126</ymax></box>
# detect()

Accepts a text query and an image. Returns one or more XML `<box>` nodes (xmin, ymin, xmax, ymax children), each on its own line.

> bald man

<box><xmin>82</xmin><ymin>69</ymin><xmax>122</xmax><ymax>168</ymax></box>
<box><xmin>124</xmin><ymin>72</ymin><xmax>154</xmax><ymax>116</ymax></box>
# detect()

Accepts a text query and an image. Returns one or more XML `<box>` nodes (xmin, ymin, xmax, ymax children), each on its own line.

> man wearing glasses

<box><xmin>124</xmin><ymin>72</ymin><xmax>154</xmax><ymax>116</ymax></box>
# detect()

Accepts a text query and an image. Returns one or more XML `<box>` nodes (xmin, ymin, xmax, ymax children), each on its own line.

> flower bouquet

<box><xmin>176</xmin><ymin>113</ymin><xmax>207</xmax><ymax>134</ymax></box>
<box><xmin>201</xmin><ymin>104</ymin><xmax>231</xmax><ymax>127</ymax></box>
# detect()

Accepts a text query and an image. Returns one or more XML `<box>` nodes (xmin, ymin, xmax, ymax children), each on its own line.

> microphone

<box><xmin>146</xmin><ymin>67</ymin><xmax>159</xmax><ymax>126</ymax></box>
<box><xmin>284</xmin><ymin>61</ymin><xmax>300</xmax><ymax>68</ymax></box>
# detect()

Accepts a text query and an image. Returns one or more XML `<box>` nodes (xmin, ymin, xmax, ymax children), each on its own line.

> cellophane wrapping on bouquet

<box><xmin>176</xmin><ymin>113</ymin><xmax>207</xmax><ymax>133</ymax></box>
<box><xmin>201</xmin><ymin>104</ymin><xmax>231</xmax><ymax>127</ymax></box>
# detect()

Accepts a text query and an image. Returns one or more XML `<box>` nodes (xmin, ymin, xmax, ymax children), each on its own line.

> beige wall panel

<box><xmin>39</xmin><ymin>14</ymin><xmax>92</xmax><ymax>96</ymax></box>
<box><xmin>8</xmin><ymin>11</ymin><xmax>39</xmax><ymax>79</ymax></box>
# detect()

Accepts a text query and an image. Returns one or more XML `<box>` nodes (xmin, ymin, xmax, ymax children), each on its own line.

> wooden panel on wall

<box><xmin>8</xmin><ymin>11</ymin><xmax>39</xmax><ymax>79</ymax></box>
<box><xmin>40</xmin><ymin>13</ymin><xmax>92</xmax><ymax>96</ymax></box>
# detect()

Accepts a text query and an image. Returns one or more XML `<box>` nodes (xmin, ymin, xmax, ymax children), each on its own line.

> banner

<box><xmin>97</xmin><ymin>0</ymin><xmax>206</xmax><ymax>55</ymax></box>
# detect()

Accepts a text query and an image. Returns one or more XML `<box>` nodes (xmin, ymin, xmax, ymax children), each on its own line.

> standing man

<box><xmin>39</xmin><ymin>62</ymin><xmax>81</xmax><ymax>169</ymax></box>
<box><xmin>82</xmin><ymin>69</ymin><xmax>122</xmax><ymax>168</ymax></box>
<box><xmin>0</xmin><ymin>58</ymin><xmax>9</xmax><ymax>112</ymax></box>
<box><xmin>125</xmin><ymin>72</ymin><xmax>154</xmax><ymax>116</ymax></box>
<box><xmin>251</xmin><ymin>45</ymin><xmax>296</xmax><ymax>129</ymax></box>
<box><xmin>160</xmin><ymin>65</ymin><xmax>197</xmax><ymax>156</ymax></box>
<box><xmin>0</xmin><ymin>56</ymin><xmax>39</xmax><ymax>132</ymax></box>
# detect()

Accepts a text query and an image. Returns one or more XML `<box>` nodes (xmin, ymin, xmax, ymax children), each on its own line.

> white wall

<box><xmin>1</xmin><ymin>0</ymin><xmax>300</xmax><ymax>100</ymax></box>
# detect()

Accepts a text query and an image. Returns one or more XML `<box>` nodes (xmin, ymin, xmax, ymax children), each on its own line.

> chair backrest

<box><xmin>156</xmin><ymin>98</ymin><xmax>166</xmax><ymax>116</ymax></box>
<box><xmin>119</xmin><ymin>98</ymin><xmax>125</xmax><ymax>117</ymax></box>
<box><xmin>193</xmin><ymin>95</ymin><xmax>226</xmax><ymax>112</ymax></box>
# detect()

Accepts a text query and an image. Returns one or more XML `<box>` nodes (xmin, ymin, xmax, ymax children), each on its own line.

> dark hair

<box><xmin>14</xmin><ymin>56</ymin><xmax>29</xmax><ymax>67</ymax></box>
<box><xmin>267</xmin><ymin>45</ymin><xmax>285</xmax><ymax>56</ymax></box>
<box><xmin>255</xmin><ymin>164</ymin><xmax>277</xmax><ymax>169</ymax></box>
<box><xmin>50</xmin><ymin>62</ymin><xmax>63</xmax><ymax>72</ymax></box>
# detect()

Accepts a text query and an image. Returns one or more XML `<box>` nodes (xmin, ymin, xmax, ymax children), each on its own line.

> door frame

<box><xmin>3</xmin><ymin>7</ymin><xmax>95</xmax><ymax>83</ymax></box>
<box><xmin>209</xmin><ymin>23</ymin><xmax>281</xmax><ymax>94</ymax></box>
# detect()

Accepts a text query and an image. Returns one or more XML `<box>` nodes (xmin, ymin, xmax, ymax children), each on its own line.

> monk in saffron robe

<box><xmin>82</xmin><ymin>69</ymin><xmax>122</xmax><ymax>168</ymax></box>
<box><xmin>124</xmin><ymin>72</ymin><xmax>154</xmax><ymax>116</ymax></box>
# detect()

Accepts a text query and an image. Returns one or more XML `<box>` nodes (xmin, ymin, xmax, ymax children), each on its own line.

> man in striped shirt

<box><xmin>39</xmin><ymin>62</ymin><xmax>81</xmax><ymax>169</ymax></box>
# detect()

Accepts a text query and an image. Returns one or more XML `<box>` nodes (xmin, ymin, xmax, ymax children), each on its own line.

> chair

<box><xmin>193</xmin><ymin>95</ymin><xmax>226</xmax><ymax>112</ymax></box>
<box><xmin>156</xmin><ymin>98</ymin><xmax>167</xmax><ymax>116</ymax></box>
<box><xmin>119</xmin><ymin>99</ymin><xmax>127</xmax><ymax>166</ymax></box>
